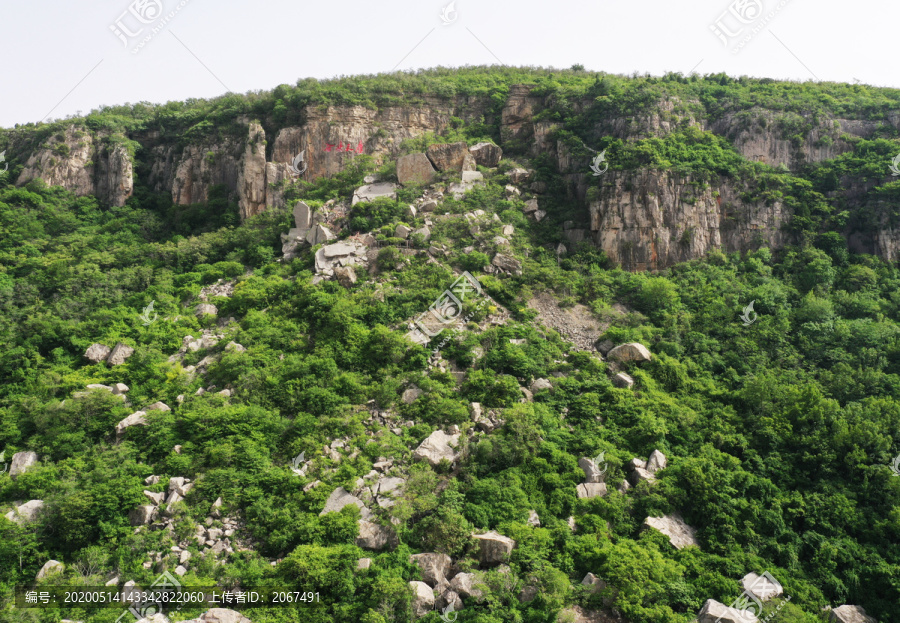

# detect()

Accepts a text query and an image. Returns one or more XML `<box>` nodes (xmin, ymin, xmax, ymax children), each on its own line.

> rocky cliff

<box><xmin>5</xmin><ymin>80</ymin><xmax>900</xmax><ymax>269</ymax></box>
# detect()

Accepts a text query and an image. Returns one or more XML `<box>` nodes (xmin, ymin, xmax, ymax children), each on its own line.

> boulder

<box><xmin>491</xmin><ymin>253</ymin><xmax>522</xmax><ymax>275</ymax></box>
<box><xmin>35</xmin><ymin>560</ymin><xmax>63</xmax><ymax>580</ymax></box>
<box><xmin>412</xmin><ymin>227</ymin><xmax>431</xmax><ymax>240</ymax></box>
<box><xmin>472</xmin><ymin>531</ymin><xmax>515</xmax><ymax>565</ymax></box>
<box><xmin>116</xmin><ymin>411</ymin><xmax>148</xmax><ymax>442</ymax></box>
<box><xmin>225</xmin><ymin>341</ymin><xmax>246</xmax><ymax>353</ymax></box>
<box><xmin>112</xmin><ymin>383</ymin><xmax>130</xmax><ymax>395</ymax></box>
<box><xmin>698</xmin><ymin>599</ymin><xmax>758</xmax><ymax>623</ymax></box>
<box><xmin>606</xmin><ymin>342</ymin><xmax>652</xmax><ymax>363</ymax></box>
<box><xmin>9</xmin><ymin>451</ymin><xmax>39</xmax><ymax>480</ymax></box>
<box><xmin>461</xmin><ymin>170</ymin><xmax>483</xmax><ymax>184</ymax></box>
<box><xmin>507</xmin><ymin>168</ymin><xmax>531</xmax><ymax>184</ymax></box>
<box><xmin>305</xmin><ymin>224</ymin><xmax>335</xmax><ymax>246</ymax></box>
<box><xmin>450</xmin><ymin>572</ymin><xmax>483</xmax><ymax>598</ymax></box>
<box><xmin>106</xmin><ymin>343</ymin><xmax>135</xmax><ymax>366</ymax></box>
<box><xmin>501</xmin><ymin>224</ymin><xmax>515</xmax><ymax>236</ymax></box>
<box><xmin>741</xmin><ymin>572</ymin><xmax>783</xmax><ymax>601</ymax></box>
<box><xmin>409</xmin><ymin>581</ymin><xmax>434</xmax><ymax>617</ymax></box>
<box><xmin>828</xmin><ymin>605</ymin><xmax>876</xmax><ymax>623</ymax></box>
<box><xmin>356</xmin><ymin>520</ymin><xmax>396</xmax><ymax>550</ymax></box>
<box><xmin>194</xmin><ymin>304</ymin><xmax>218</xmax><ymax>319</ymax></box>
<box><xmin>578</xmin><ymin>457</ymin><xmax>606</xmax><ymax>484</ymax></box>
<box><xmin>530</xmin><ymin>378</ymin><xmax>552</xmax><ymax>392</ymax></box>
<box><xmin>644</xmin><ymin>514</ymin><xmax>699</xmax><ymax>549</ymax></box>
<box><xmin>352</xmin><ymin>182</ymin><xmax>398</xmax><ymax>206</ymax></box>
<box><xmin>129</xmin><ymin>505</ymin><xmax>158</xmax><ymax>526</ymax></box>
<box><xmin>527</xmin><ymin>510</ymin><xmax>541</xmax><ymax>527</ymax></box>
<box><xmin>629</xmin><ymin>467</ymin><xmax>656</xmax><ymax>486</ymax></box>
<box><xmin>293</xmin><ymin>201</ymin><xmax>312</xmax><ymax>229</ymax></box>
<box><xmin>646</xmin><ymin>449</ymin><xmax>667</xmax><ymax>473</ymax></box>
<box><xmin>413</xmin><ymin>430</ymin><xmax>460</xmax><ymax>466</ymax></box>
<box><xmin>613</xmin><ymin>372</ymin><xmax>634</xmax><ymax>388</ymax></box>
<box><xmin>84</xmin><ymin>343</ymin><xmax>111</xmax><ymax>363</ymax></box>
<box><xmin>146</xmin><ymin>402</ymin><xmax>170</xmax><ymax>412</ymax></box>
<box><xmin>426</xmin><ymin>142</ymin><xmax>470</xmax><ymax>172</ymax></box>
<box><xmin>628</xmin><ymin>457</ymin><xmax>647</xmax><ymax>471</ymax></box>
<box><xmin>534</xmin><ymin>209</ymin><xmax>547</xmax><ymax>222</ymax></box>
<box><xmin>469</xmin><ymin>142</ymin><xmax>503</xmax><ymax>167</ymax></box>
<box><xmin>461</xmin><ymin>152</ymin><xmax>477</xmax><ymax>172</ymax></box>
<box><xmin>334</xmin><ymin>266</ymin><xmax>358</xmax><ymax>288</ymax></box>
<box><xmin>581</xmin><ymin>572</ymin><xmax>606</xmax><ymax>594</ymax></box>
<box><xmin>395</xmin><ymin>224</ymin><xmax>412</xmax><ymax>239</ymax></box>
<box><xmin>5</xmin><ymin>500</ymin><xmax>45</xmax><ymax>524</ymax></box>
<box><xmin>410</xmin><ymin>552</ymin><xmax>452</xmax><ymax>585</ymax></box>
<box><xmin>86</xmin><ymin>383</ymin><xmax>113</xmax><ymax>392</ymax></box>
<box><xmin>373</xmin><ymin>476</ymin><xmax>406</xmax><ymax>508</ymax></box>
<box><xmin>357</xmin><ymin>558</ymin><xmax>372</xmax><ymax>570</ymax></box>
<box><xmin>402</xmin><ymin>387</ymin><xmax>424</xmax><ymax>404</ymax></box>
<box><xmin>576</xmin><ymin>483</ymin><xmax>608</xmax><ymax>499</ymax></box>
<box><xmin>143</xmin><ymin>490</ymin><xmax>165</xmax><ymax>506</ymax></box>
<box><xmin>522</xmin><ymin>198</ymin><xmax>539</xmax><ymax>214</ymax></box>
<box><xmin>320</xmin><ymin>487</ymin><xmax>372</xmax><ymax>520</ymax></box>
<box><xmin>397</xmin><ymin>153</ymin><xmax>437</xmax><ymax>186</ymax></box>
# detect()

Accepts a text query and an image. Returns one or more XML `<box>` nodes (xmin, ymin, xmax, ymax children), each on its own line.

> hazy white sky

<box><xmin>2</xmin><ymin>0</ymin><xmax>897</xmax><ymax>127</ymax></box>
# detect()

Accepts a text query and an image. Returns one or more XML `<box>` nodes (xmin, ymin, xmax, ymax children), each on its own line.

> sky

<box><xmin>1</xmin><ymin>0</ymin><xmax>897</xmax><ymax>128</ymax></box>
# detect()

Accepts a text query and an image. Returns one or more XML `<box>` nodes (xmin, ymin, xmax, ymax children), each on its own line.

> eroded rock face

<box><xmin>698</xmin><ymin>599</ymin><xmax>758</xmax><ymax>623</ymax></box>
<box><xmin>237</xmin><ymin>123</ymin><xmax>269</xmax><ymax>220</ymax></box>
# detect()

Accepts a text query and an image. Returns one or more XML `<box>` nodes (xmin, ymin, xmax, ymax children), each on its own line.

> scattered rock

<box><xmin>606</xmin><ymin>342</ymin><xmax>652</xmax><ymax>363</ymax></box>
<box><xmin>395</xmin><ymin>224</ymin><xmax>412</xmax><ymax>239</ymax></box>
<box><xmin>357</xmin><ymin>558</ymin><xmax>372</xmax><ymax>570</ymax></box>
<box><xmin>36</xmin><ymin>560</ymin><xmax>63</xmax><ymax>580</ymax></box>
<box><xmin>9</xmin><ymin>451</ymin><xmax>39</xmax><ymax>480</ymax></box>
<box><xmin>522</xmin><ymin>198</ymin><xmax>539</xmax><ymax>214</ymax></box>
<box><xmin>534</xmin><ymin>209</ymin><xmax>547</xmax><ymax>222</ymax></box>
<box><xmin>306</xmin><ymin>224</ymin><xmax>335</xmax><ymax>246</ymax></box>
<box><xmin>461</xmin><ymin>170</ymin><xmax>483</xmax><ymax>184</ymax></box>
<box><xmin>450</xmin><ymin>572</ymin><xmax>483</xmax><ymax>598</ymax></box>
<box><xmin>352</xmin><ymin>182</ymin><xmax>398</xmax><ymax>206</ymax></box>
<box><xmin>107</xmin><ymin>343</ymin><xmax>135</xmax><ymax>366</ymax></box>
<box><xmin>469</xmin><ymin>142</ymin><xmax>503</xmax><ymax>167</ymax></box>
<box><xmin>613</xmin><ymin>372</ymin><xmax>634</xmax><ymax>388</ymax></box>
<box><xmin>5</xmin><ymin>500</ymin><xmax>45</xmax><ymax>524</ymax></box>
<box><xmin>646</xmin><ymin>449</ymin><xmax>667</xmax><ymax>473</ymax></box>
<box><xmin>507</xmin><ymin>168</ymin><xmax>532</xmax><ymax>184</ymax></box>
<box><xmin>356</xmin><ymin>520</ymin><xmax>396</xmax><ymax>550</ymax></box>
<box><xmin>320</xmin><ymin>487</ymin><xmax>372</xmax><ymax>520</ymax></box>
<box><xmin>129</xmin><ymin>505</ymin><xmax>158</xmax><ymax>526</ymax></box>
<box><xmin>644</xmin><ymin>514</ymin><xmax>699</xmax><ymax>549</ymax></box>
<box><xmin>426</xmin><ymin>142</ymin><xmax>470</xmax><ymax>172</ymax></box>
<box><xmin>741</xmin><ymin>572</ymin><xmax>783</xmax><ymax>601</ymax></box>
<box><xmin>630</xmin><ymin>467</ymin><xmax>656</xmax><ymax>486</ymax></box>
<box><xmin>527</xmin><ymin>510</ymin><xmax>541</xmax><ymax>527</ymax></box>
<box><xmin>491</xmin><ymin>253</ymin><xmax>522</xmax><ymax>275</ymax></box>
<box><xmin>334</xmin><ymin>266</ymin><xmax>358</xmax><ymax>288</ymax></box>
<box><xmin>402</xmin><ymin>387</ymin><xmax>423</xmax><ymax>404</ymax></box>
<box><xmin>501</xmin><ymin>225</ymin><xmax>515</xmax><ymax>236</ymax></box>
<box><xmin>112</xmin><ymin>383</ymin><xmax>130</xmax><ymax>395</ymax></box>
<box><xmin>225</xmin><ymin>342</ymin><xmax>246</xmax><ymax>353</ymax></box>
<box><xmin>530</xmin><ymin>378</ymin><xmax>552</xmax><ymax>392</ymax></box>
<box><xmin>698</xmin><ymin>599</ymin><xmax>758</xmax><ymax>623</ymax></box>
<box><xmin>146</xmin><ymin>402</ymin><xmax>170</xmax><ymax>412</ymax></box>
<box><xmin>116</xmin><ymin>411</ymin><xmax>148</xmax><ymax>442</ymax></box>
<box><xmin>410</xmin><ymin>553</ymin><xmax>452</xmax><ymax>585</ymax></box>
<box><xmin>409</xmin><ymin>581</ymin><xmax>434</xmax><ymax>617</ymax></box>
<box><xmin>576</xmin><ymin>483</ymin><xmax>608</xmax><ymax>499</ymax></box>
<box><xmin>581</xmin><ymin>572</ymin><xmax>607</xmax><ymax>594</ymax></box>
<box><xmin>413</xmin><ymin>430</ymin><xmax>460</xmax><ymax>466</ymax></box>
<box><xmin>828</xmin><ymin>605</ymin><xmax>877</xmax><ymax>623</ymax></box>
<box><xmin>84</xmin><ymin>343</ymin><xmax>112</xmax><ymax>363</ymax></box>
<box><xmin>194</xmin><ymin>304</ymin><xmax>218</xmax><ymax>319</ymax></box>
<box><xmin>412</xmin><ymin>226</ymin><xmax>431</xmax><ymax>240</ymax></box>
<box><xmin>472</xmin><ymin>531</ymin><xmax>516</xmax><ymax>565</ymax></box>
<box><xmin>143</xmin><ymin>490</ymin><xmax>165</xmax><ymax>506</ymax></box>
<box><xmin>397</xmin><ymin>153</ymin><xmax>437</xmax><ymax>186</ymax></box>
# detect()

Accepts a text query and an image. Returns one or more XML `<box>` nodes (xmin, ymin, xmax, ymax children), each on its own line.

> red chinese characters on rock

<box><xmin>324</xmin><ymin>142</ymin><xmax>364</xmax><ymax>153</ymax></box>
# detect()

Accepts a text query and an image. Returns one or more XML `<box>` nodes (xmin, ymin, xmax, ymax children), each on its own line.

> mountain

<box><xmin>0</xmin><ymin>67</ymin><xmax>898</xmax><ymax>623</ymax></box>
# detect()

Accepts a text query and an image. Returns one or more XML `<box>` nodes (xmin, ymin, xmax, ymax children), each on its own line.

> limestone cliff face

<box><xmin>588</xmin><ymin>171</ymin><xmax>787</xmax><ymax>271</ymax></box>
<box><xmin>15</xmin><ymin>125</ymin><xmax>133</xmax><ymax>206</ymax></box>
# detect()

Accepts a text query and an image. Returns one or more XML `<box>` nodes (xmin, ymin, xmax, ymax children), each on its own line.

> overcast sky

<box><xmin>2</xmin><ymin>0</ymin><xmax>897</xmax><ymax>128</ymax></box>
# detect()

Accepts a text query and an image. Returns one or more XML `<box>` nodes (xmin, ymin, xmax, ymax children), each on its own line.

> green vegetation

<box><xmin>0</xmin><ymin>67</ymin><xmax>899</xmax><ymax>622</ymax></box>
